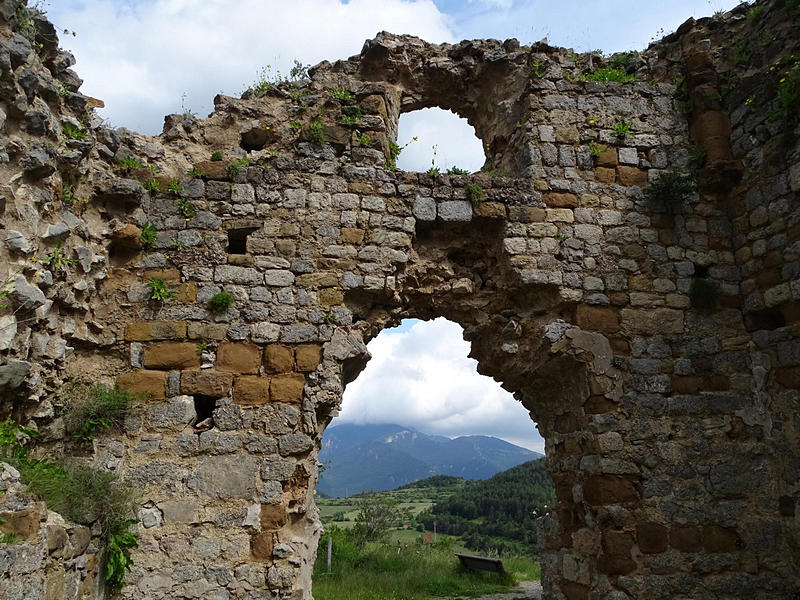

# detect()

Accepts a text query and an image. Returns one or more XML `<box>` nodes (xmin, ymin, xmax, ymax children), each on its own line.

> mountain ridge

<box><xmin>317</xmin><ymin>423</ymin><xmax>542</xmax><ymax>497</ymax></box>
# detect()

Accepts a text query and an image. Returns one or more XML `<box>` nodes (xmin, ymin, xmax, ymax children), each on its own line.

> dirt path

<box><xmin>453</xmin><ymin>580</ymin><xmax>543</xmax><ymax>600</ymax></box>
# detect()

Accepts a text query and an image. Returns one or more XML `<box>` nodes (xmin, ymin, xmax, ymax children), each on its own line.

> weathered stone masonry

<box><xmin>0</xmin><ymin>0</ymin><xmax>799</xmax><ymax>598</ymax></box>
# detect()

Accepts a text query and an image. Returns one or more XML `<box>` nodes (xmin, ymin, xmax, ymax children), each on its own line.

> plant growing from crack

<box><xmin>226</xmin><ymin>156</ymin><xmax>251</xmax><ymax>179</ymax></box>
<box><xmin>447</xmin><ymin>166</ymin><xmax>469</xmax><ymax>175</ymax></box>
<box><xmin>140</xmin><ymin>222</ymin><xmax>157</xmax><ymax>249</ymax></box>
<box><xmin>341</xmin><ymin>105</ymin><xmax>363</xmax><ymax>125</ymax></box>
<box><xmin>329</xmin><ymin>88</ymin><xmax>356</xmax><ymax>104</ymax></box>
<box><xmin>63</xmin><ymin>122</ymin><xmax>85</xmax><ymax>140</ymax></box>
<box><xmin>357</xmin><ymin>134</ymin><xmax>376</xmax><ymax>148</ymax></box>
<box><xmin>207</xmin><ymin>291</ymin><xmax>235</xmax><ymax>314</ymax></box>
<box><xmin>645</xmin><ymin>170</ymin><xmax>696</xmax><ymax>213</ymax></box>
<box><xmin>178</xmin><ymin>198</ymin><xmax>196</xmax><ymax>219</ymax></box>
<box><xmin>426</xmin><ymin>144</ymin><xmax>441</xmax><ymax>176</ymax></box>
<box><xmin>612</xmin><ymin>120</ymin><xmax>633</xmax><ymax>142</ymax></box>
<box><xmin>41</xmin><ymin>242</ymin><xmax>77</xmax><ymax>274</ymax></box>
<box><xmin>308</xmin><ymin>120</ymin><xmax>326</xmax><ymax>145</ymax></box>
<box><xmin>466</xmin><ymin>183</ymin><xmax>485</xmax><ymax>208</ymax></box>
<box><xmin>588</xmin><ymin>141</ymin><xmax>608</xmax><ymax>157</ymax></box>
<box><xmin>146</xmin><ymin>278</ymin><xmax>175</xmax><ymax>302</ymax></box>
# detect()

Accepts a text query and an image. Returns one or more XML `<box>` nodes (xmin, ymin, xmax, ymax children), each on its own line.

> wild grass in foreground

<box><xmin>312</xmin><ymin>527</ymin><xmax>540</xmax><ymax>600</ymax></box>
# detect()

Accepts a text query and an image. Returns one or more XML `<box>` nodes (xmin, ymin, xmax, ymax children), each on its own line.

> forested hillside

<box><xmin>418</xmin><ymin>458</ymin><xmax>554</xmax><ymax>554</ymax></box>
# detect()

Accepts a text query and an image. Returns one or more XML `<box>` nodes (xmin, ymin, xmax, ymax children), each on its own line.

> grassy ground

<box><xmin>312</xmin><ymin>532</ymin><xmax>540</xmax><ymax>600</ymax></box>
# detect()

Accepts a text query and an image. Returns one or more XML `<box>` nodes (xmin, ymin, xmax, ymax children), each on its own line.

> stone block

<box><xmin>702</xmin><ymin>525</ymin><xmax>738</xmax><ymax>553</ymax></box>
<box><xmin>278</xmin><ymin>433</ymin><xmax>313</xmax><ymax>455</ymax></box>
<box><xmin>319</xmin><ymin>288</ymin><xmax>343</xmax><ymax>306</ymax></box>
<box><xmin>196</xmin><ymin>455</ymin><xmax>258</xmax><ymax>499</ymax></box>
<box><xmin>264</xmin><ymin>345</ymin><xmax>295</xmax><ymax>373</ymax></box>
<box><xmin>261</xmin><ymin>503</ymin><xmax>287</xmax><ymax>529</ymax></box>
<box><xmin>617</xmin><ymin>166</ymin><xmax>648</xmax><ymax>187</ymax></box>
<box><xmin>142</xmin><ymin>268</ymin><xmax>181</xmax><ymax>282</ymax></box>
<box><xmin>776</xmin><ymin>366</ymin><xmax>800</xmax><ymax>389</ymax></box>
<box><xmin>295</xmin><ymin>272</ymin><xmax>339</xmax><ymax>288</ymax></box>
<box><xmin>546</xmin><ymin>208</ymin><xmax>574</xmax><ymax>222</ymax></box>
<box><xmin>618</xmin><ymin>147</ymin><xmax>638</xmax><ymax>164</ymax></box>
<box><xmin>413</xmin><ymin>196</ymin><xmax>436</xmax><ymax>221</ymax></box>
<box><xmin>234</xmin><ymin>376</ymin><xmax>270</xmax><ymax>406</ymax></box>
<box><xmin>555</xmin><ymin>124</ymin><xmax>579</xmax><ymax>143</ymax></box>
<box><xmin>583</xmin><ymin>475</ymin><xmax>639</xmax><ymax>505</ymax></box>
<box><xmin>620</xmin><ymin>308</ymin><xmax>684</xmax><ymax>335</ymax></box>
<box><xmin>295</xmin><ymin>345</ymin><xmax>322</xmax><ymax>372</ymax></box>
<box><xmin>187</xmin><ymin>322</ymin><xmax>229</xmax><ymax>340</ymax></box>
<box><xmin>602</xmin><ymin>530</ymin><xmax>634</xmax><ymax>558</ymax></box>
<box><xmin>340</xmin><ymin>228</ymin><xmax>364</xmax><ymax>245</ymax></box>
<box><xmin>637</xmin><ymin>523</ymin><xmax>668</xmax><ymax>554</ymax></box>
<box><xmin>544</xmin><ymin>192</ymin><xmax>578</xmax><ymax>208</ymax></box>
<box><xmin>598</xmin><ymin>554</ymin><xmax>636</xmax><ymax>575</ymax></box>
<box><xmin>270</xmin><ymin>373</ymin><xmax>306</xmax><ymax>404</ymax></box>
<box><xmin>173</xmin><ymin>282</ymin><xmax>198</xmax><ymax>303</ymax></box>
<box><xmin>508</xmin><ymin>206</ymin><xmax>545</xmax><ymax>222</ymax></box>
<box><xmin>559</xmin><ymin>582</ymin><xmax>589</xmax><ymax>600</ymax></box>
<box><xmin>594</xmin><ymin>167</ymin><xmax>616</xmax><ymax>184</ymax></box>
<box><xmin>160</xmin><ymin>500</ymin><xmax>199</xmax><ymax>523</ymax></box>
<box><xmin>143</xmin><ymin>342</ymin><xmax>200</xmax><ymax>370</ymax></box>
<box><xmin>125</xmin><ymin>321</ymin><xmax>187</xmax><ymax>341</ymax></box>
<box><xmin>264</xmin><ymin>269</ymin><xmax>295</xmax><ymax>287</ymax></box>
<box><xmin>438</xmin><ymin>200</ymin><xmax>472</xmax><ymax>222</ymax></box>
<box><xmin>576</xmin><ymin>305</ymin><xmax>620</xmax><ymax>333</ymax></box>
<box><xmin>215</xmin><ymin>265</ymin><xmax>262</xmax><ymax>285</ymax></box>
<box><xmin>596</xmin><ymin>147</ymin><xmax>618</xmax><ymax>167</ymax></box>
<box><xmin>475</xmin><ymin>202</ymin><xmax>505</xmax><ymax>218</ymax></box>
<box><xmin>216</xmin><ymin>342</ymin><xmax>262</xmax><ymax>374</ymax></box>
<box><xmin>110</xmin><ymin>224</ymin><xmax>142</xmax><ymax>249</ymax></box>
<box><xmin>180</xmin><ymin>369</ymin><xmax>233</xmax><ymax>397</ymax></box>
<box><xmin>670</xmin><ymin>525</ymin><xmax>702</xmax><ymax>552</ymax></box>
<box><xmin>671</xmin><ymin>376</ymin><xmax>701</xmax><ymax>394</ymax></box>
<box><xmin>117</xmin><ymin>370</ymin><xmax>168</xmax><ymax>400</ymax></box>
<box><xmin>251</xmin><ymin>532</ymin><xmax>274</xmax><ymax>562</ymax></box>
<box><xmin>0</xmin><ymin>506</ymin><xmax>39</xmax><ymax>538</ymax></box>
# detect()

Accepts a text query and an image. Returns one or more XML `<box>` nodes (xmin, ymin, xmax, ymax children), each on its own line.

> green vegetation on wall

<box><xmin>0</xmin><ymin>416</ymin><xmax>139</xmax><ymax>593</ymax></box>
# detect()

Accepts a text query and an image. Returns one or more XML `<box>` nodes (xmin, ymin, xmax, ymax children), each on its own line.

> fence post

<box><xmin>327</xmin><ymin>536</ymin><xmax>332</xmax><ymax>574</ymax></box>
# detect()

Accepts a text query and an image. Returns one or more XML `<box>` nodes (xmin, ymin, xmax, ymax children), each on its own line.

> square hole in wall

<box><xmin>228</xmin><ymin>227</ymin><xmax>258</xmax><ymax>254</ymax></box>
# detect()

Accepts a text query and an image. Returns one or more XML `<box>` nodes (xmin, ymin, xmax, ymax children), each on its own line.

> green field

<box><xmin>312</xmin><ymin>528</ymin><xmax>540</xmax><ymax>600</ymax></box>
<box><xmin>312</xmin><ymin>476</ymin><xmax>543</xmax><ymax>599</ymax></box>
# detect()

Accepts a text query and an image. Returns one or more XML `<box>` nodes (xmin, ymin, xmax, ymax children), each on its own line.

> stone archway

<box><xmin>1</xmin><ymin>2</ymin><xmax>799</xmax><ymax>599</ymax></box>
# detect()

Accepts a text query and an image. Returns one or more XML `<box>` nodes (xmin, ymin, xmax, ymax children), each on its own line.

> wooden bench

<box><xmin>454</xmin><ymin>552</ymin><xmax>504</xmax><ymax>573</ymax></box>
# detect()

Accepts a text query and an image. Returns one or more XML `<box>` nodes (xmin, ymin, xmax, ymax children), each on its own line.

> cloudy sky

<box><xmin>42</xmin><ymin>0</ymin><xmax>744</xmax><ymax>454</ymax></box>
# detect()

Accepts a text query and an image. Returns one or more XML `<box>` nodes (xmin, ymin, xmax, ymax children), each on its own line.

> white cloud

<box><xmin>396</xmin><ymin>108</ymin><xmax>485</xmax><ymax>173</ymax></box>
<box><xmin>48</xmin><ymin>0</ymin><xmax>455</xmax><ymax>134</ymax></box>
<box><xmin>468</xmin><ymin>0</ymin><xmax>513</xmax><ymax>8</ymax></box>
<box><xmin>339</xmin><ymin>318</ymin><xmax>545</xmax><ymax>453</ymax></box>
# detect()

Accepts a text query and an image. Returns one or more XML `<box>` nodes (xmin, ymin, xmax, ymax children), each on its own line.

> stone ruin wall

<box><xmin>0</xmin><ymin>0</ymin><xmax>799</xmax><ymax>598</ymax></box>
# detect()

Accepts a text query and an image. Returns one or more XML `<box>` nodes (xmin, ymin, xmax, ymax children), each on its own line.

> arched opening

<box><xmin>313</xmin><ymin>318</ymin><xmax>553</xmax><ymax>597</ymax></box>
<box><xmin>395</xmin><ymin>108</ymin><xmax>486</xmax><ymax>174</ymax></box>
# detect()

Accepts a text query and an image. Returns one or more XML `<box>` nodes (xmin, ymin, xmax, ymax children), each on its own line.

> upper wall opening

<box><xmin>395</xmin><ymin>108</ymin><xmax>486</xmax><ymax>174</ymax></box>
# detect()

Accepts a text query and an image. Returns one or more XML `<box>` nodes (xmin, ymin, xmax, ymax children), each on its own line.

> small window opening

<box><xmin>395</xmin><ymin>108</ymin><xmax>485</xmax><ymax>174</ymax></box>
<box><xmin>228</xmin><ymin>227</ymin><xmax>258</xmax><ymax>255</ymax></box>
<box><xmin>193</xmin><ymin>395</ymin><xmax>217</xmax><ymax>432</ymax></box>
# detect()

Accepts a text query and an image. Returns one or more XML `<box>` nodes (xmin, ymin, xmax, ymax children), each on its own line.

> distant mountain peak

<box><xmin>317</xmin><ymin>423</ymin><xmax>542</xmax><ymax>497</ymax></box>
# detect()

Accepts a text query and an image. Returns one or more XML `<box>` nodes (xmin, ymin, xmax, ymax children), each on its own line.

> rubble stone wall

<box><xmin>0</xmin><ymin>0</ymin><xmax>798</xmax><ymax>598</ymax></box>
